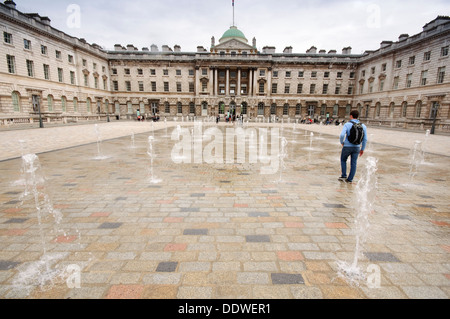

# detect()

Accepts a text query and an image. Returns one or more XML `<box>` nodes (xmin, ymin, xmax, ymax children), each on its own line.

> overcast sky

<box><xmin>14</xmin><ymin>0</ymin><xmax>450</xmax><ymax>54</ymax></box>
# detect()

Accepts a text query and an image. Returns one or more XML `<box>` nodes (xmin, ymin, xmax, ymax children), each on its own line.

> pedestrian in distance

<box><xmin>339</xmin><ymin>110</ymin><xmax>368</xmax><ymax>184</ymax></box>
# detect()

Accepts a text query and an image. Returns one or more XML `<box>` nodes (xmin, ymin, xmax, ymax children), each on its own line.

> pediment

<box><xmin>214</xmin><ymin>39</ymin><xmax>254</xmax><ymax>51</ymax></box>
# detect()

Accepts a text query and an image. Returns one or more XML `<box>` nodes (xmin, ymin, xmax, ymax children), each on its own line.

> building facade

<box><xmin>1</xmin><ymin>1</ymin><xmax>449</xmax><ymax>132</ymax></box>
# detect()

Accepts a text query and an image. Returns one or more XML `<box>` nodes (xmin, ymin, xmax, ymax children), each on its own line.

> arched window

<box><xmin>415</xmin><ymin>101</ymin><xmax>422</xmax><ymax>118</ymax></box>
<box><xmin>375</xmin><ymin>102</ymin><xmax>381</xmax><ymax>118</ymax></box>
<box><xmin>295</xmin><ymin>104</ymin><xmax>301</xmax><ymax>116</ymax></box>
<box><xmin>283</xmin><ymin>104</ymin><xmax>289</xmax><ymax>116</ymax></box>
<box><xmin>86</xmin><ymin>98</ymin><xmax>92</xmax><ymax>113</ymax></box>
<box><xmin>73</xmin><ymin>98</ymin><xmax>78</xmax><ymax>112</ymax></box>
<box><xmin>105</xmin><ymin>100</ymin><xmax>110</xmax><ymax>114</ymax></box>
<box><xmin>389</xmin><ymin>102</ymin><xmax>395</xmax><ymax>118</ymax></box>
<box><xmin>47</xmin><ymin>95</ymin><xmax>54</xmax><ymax>112</ymax></box>
<box><xmin>345</xmin><ymin>104</ymin><xmax>351</xmax><ymax>116</ymax></box>
<box><xmin>12</xmin><ymin>91</ymin><xmax>20</xmax><ymax>112</ymax></box>
<box><xmin>189</xmin><ymin>102</ymin><xmax>195</xmax><ymax>115</ymax></box>
<box><xmin>219</xmin><ymin>102</ymin><xmax>225</xmax><ymax>114</ymax></box>
<box><xmin>241</xmin><ymin>102</ymin><xmax>248</xmax><ymax>115</ymax></box>
<box><xmin>164</xmin><ymin>102</ymin><xmax>170</xmax><ymax>114</ymax></box>
<box><xmin>333</xmin><ymin>104</ymin><xmax>339</xmax><ymax>117</ymax></box>
<box><xmin>61</xmin><ymin>96</ymin><xmax>67</xmax><ymax>113</ymax></box>
<box><xmin>127</xmin><ymin>101</ymin><xmax>132</xmax><ymax>114</ymax></box>
<box><xmin>401</xmin><ymin>102</ymin><xmax>408</xmax><ymax>118</ymax></box>
<box><xmin>270</xmin><ymin>104</ymin><xmax>276</xmax><ymax>115</ymax></box>
<box><xmin>258</xmin><ymin>103</ymin><xmax>265</xmax><ymax>116</ymax></box>
<box><xmin>320</xmin><ymin>104</ymin><xmax>327</xmax><ymax>116</ymax></box>
<box><xmin>177</xmin><ymin>102</ymin><xmax>183</xmax><ymax>114</ymax></box>
<box><xmin>114</xmin><ymin>101</ymin><xmax>120</xmax><ymax>114</ymax></box>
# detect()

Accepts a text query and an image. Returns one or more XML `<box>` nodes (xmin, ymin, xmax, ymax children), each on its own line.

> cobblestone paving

<box><xmin>0</xmin><ymin>121</ymin><xmax>448</xmax><ymax>299</ymax></box>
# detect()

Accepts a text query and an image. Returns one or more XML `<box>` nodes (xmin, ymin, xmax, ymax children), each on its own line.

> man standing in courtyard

<box><xmin>339</xmin><ymin>110</ymin><xmax>368</xmax><ymax>184</ymax></box>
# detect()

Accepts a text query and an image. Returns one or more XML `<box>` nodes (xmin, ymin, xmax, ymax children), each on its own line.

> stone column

<box><xmin>195</xmin><ymin>66</ymin><xmax>200</xmax><ymax>96</ymax></box>
<box><xmin>253</xmin><ymin>68</ymin><xmax>258</xmax><ymax>96</ymax></box>
<box><xmin>215</xmin><ymin>68</ymin><xmax>218</xmax><ymax>97</ymax></box>
<box><xmin>249</xmin><ymin>68</ymin><xmax>253</xmax><ymax>97</ymax></box>
<box><xmin>210</xmin><ymin>68</ymin><xmax>214</xmax><ymax>95</ymax></box>
<box><xmin>267</xmin><ymin>67</ymin><xmax>272</xmax><ymax>98</ymax></box>
<box><xmin>226</xmin><ymin>68</ymin><xmax>230</xmax><ymax>97</ymax></box>
<box><xmin>237</xmin><ymin>68</ymin><xmax>241</xmax><ymax>96</ymax></box>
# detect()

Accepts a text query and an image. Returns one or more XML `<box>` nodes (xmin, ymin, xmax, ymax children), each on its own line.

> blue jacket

<box><xmin>340</xmin><ymin>120</ymin><xmax>368</xmax><ymax>151</ymax></box>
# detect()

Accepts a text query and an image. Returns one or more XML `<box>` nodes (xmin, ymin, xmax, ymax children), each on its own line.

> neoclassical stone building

<box><xmin>0</xmin><ymin>0</ymin><xmax>449</xmax><ymax>132</ymax></box>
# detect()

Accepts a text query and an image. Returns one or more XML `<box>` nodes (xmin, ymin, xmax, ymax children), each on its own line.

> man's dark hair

<box><xmin>350</xmin><ymin>110</ymin><xmax>359</xmax><ymax>119</ymax></box>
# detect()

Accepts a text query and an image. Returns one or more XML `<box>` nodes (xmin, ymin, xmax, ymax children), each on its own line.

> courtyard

<box><xmin>0</xmin><ymin>120</ymin><xmax>448</xmax><ymax>299</ymax></box>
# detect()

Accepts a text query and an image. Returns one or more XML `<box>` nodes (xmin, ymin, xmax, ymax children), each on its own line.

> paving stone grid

<box><xmin>0</xmin><ymin>122</ymin><xmax>449</xmax><ymax>299</ymax></box>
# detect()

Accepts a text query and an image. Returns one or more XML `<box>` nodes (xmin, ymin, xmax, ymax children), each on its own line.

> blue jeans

<box><xmin>340</xmin><ymin>147</ymin><xmax>360</xmax><ymax>182</ymax></box>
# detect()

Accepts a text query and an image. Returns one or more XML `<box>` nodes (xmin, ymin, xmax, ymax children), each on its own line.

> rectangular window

<box><xmin>259</xmin><ymin>69</ymin><xmax>265</xmax><ymax>77</ymax></box>
<box><xmin>309</xmin><ymin>84</ymin><xmax>316</xmax><ymax>94</ymax></box>
<box><xmin>113</xmin><ymin>81</ymin><xmax>119</xmax><ymax>91</ymax></box>
<box><xmin>395</xmin><ymin>60</ymin><xmax>402</xmax><ymax>68</ymax></box>
<box><xmin>82</xmin><ymin>59</ymin><xmax>87</xmax><ymax>67</ymax></box>
<box><xmin>3</xmin><ymin>32</ymin><xmax>12</xmax><ymax>44</ymax></box>
<box><xmin>177</xmin><ymin>82</ymin><xmax>182</xmax><ymax>92</ymax></box>
<box><xmin>337</xmin><ymin>72</ymin><xmax>343</xmax><ymax>78</ymax></box>
<box><xmin>26</xmin><ymin>60</ymin><xmax>34</xmax><ymax>77</ymax></box>
<box><xmin>70</xmin><ymin>71</ymin><xmax>75</xmax><ymax>84</ymax></box>
<box><xmin>437</xmin><ymin>67</ymin><xmax>445</xmax><ymax>84</ymax></box>
<box><xmin>273</xmin><ymin>71</ymin><xmax>278</xmax><ymax>78</ymax></box>
<box><xmin>84</xmin><ymin>74</ymin><xmax>88</xmax><ymax>86</ymax></box>
<box><xmin>94</xmin><ymin>77</ymin><xmax>98</xmax><ymax>89</ymax></box>
<box><xmin>163</xmin><ymin>69</ymin><xmax>169</xmax><ymax>76</ymax></box>
<box><xmin>138</xmin><ymin>81</ymin><xmax>144</xmax><ymax>92</ymax></box>
<box><xmin>406</xmin><ymin>74</ymin><xmax>412</xmax><ymax>88</ymax></box>
<box><xmin>379</xmin><ymin>79</ymin><xmax>385</xmax><ymax>91</ymax></box>
<box><xmin>285</xmin><ymin>71</ymin><xmax>291</xmax><ymax>78</ymax></box>
<box><xmin>382</xmin><ymin>63</ymin><xmax>387</xmax><ymax>72</ymax></box>
<box><xmin>41</xmin><ymin>45</ymin><xmax>48</xmax><ymax>55</ymax></box>
<box><xmin>202</xmin><ymin>69</ymin><xmax>208</xmax><ymax>76</ymax></box>
<box><xmin>324</xmin><ymin>71</ymin><xmax>330</xmax><ymax>78</ymax></box>
<box><xmin>335</xmin><ymin>84</ymin><xmax>341</xmax><ymax>95</ymax></box>
<box><xmin>322</xmin><ymin>84</ymin><xmax>328</xmax><ymax>94</ymax></box>
<box><xmin>371</xmin><ymin>67</ymin><xmax>375</xmax><ymax>75</ymax></box>
<box><xmin>424</xmin><ymin>51</ymin><xmax>431</xmax><ymax>61</ymax></box>
<box><xmin>151</xmin><ymin>81</ymin><xmax>157</xmax><ymax>92</ymax></box>
<box><xmin>311</xmin><ymin>71</ymin><xmax>317</xmax><ymax>78</ymax></box>
<box><xmin>93</xmin><ymin>63</ymin><xmax>97</xmax><ymax>70</ymax></box>
<box><xmin>441</xmin><ymin>46</ymin><xmax>449</xmax><ymax>57</ymax></box>
<box><xmin>6</xmin><ymin>55</ymin><xmax>15</xmax><ymax>74</ymax></box>
<box><xmin>189</xmin><ymin>82</ymin><xmax>195</xmax><ymax>93</ymax></box>
<box><xmin>188</xmin><ymin>69</ymin><xmax>194</xmax><ymax>76</ymax></box>
<box><xmin>56</xmin><ymin>50</ymin><xmax>62</xmax><ymax>59</ymax></box>
<box><xmin>297</xmin><ymin>83</ymin><xmax>303</xmax><ymax>94</ymax></box>
<box><xmin>347</xmin><ymin>84</ymin><xmax>354</xmax><ymax>95</ymax></box>
<box><xmin>259</xmin><ymin>82</ymin><xmax>265</xmax><ymax>93</ymax></box>
<box><xmin>409</xmin><ymin>56</ymin><xmax>415</xmax><ymax>65</ymax></box>
<box><xmin>126</xmin><ymin>81</ymin><xmax>131</xmax><ymax>91</ymax></box>
<box><xmin>349</xmin><ymin>72</ymin><xmax>355</xmax><ymax>79</ymax></box>
<box><xmin>298</xmin><ymin>71</ymin><xmax>304</xmax><ymax>78</ymax></box>
<box><xmin>137</xmin><ymin>69</ymin><xmax>143</xmax><ymax>75</ymax></box>
<box><xmin>68</xmin><ymin>55</ymin><xmax>74</xmax><ymax>63</ymax></box>
<box><xmin>202</xmin><ymin>82</ymin><xmax>207</xmax><ymax>92</ymax></box>
<box><xmin>164</xmin><ymin>82</ymin><xmax>169</xmax><ymax>92</ymax></box>
<box><xmin>272</xmin><ymin>83</ymin><xmax>277</xmax><ymax>94</ymax></box>
<box><xmin>150</xmin><ymin>69</ymin><xmax>156</xmax><ymax>75</ymax></box>
<box><xmin>24</xmin><ymin>39</ymin><xmax>31</xmax><ymax>50</ymax></box>
<box><xmin>124</xmin><ymin>68</ymin><xmax>130</xmax><ymax>75</ymax></box>
<box><xmin>58</xmin><ymin>68</ymin><xmax>64</xmax><ymax>83</ymax></box>
<box><xmin>393</xmin><ymin>76</ymin><xmax>400</xmax><ymax>89</ymax></box>
<box><xmin>421</xmin><ymin>70</ymin><xmax>428</xmax><ymax>86</ymax></box>
<box><xmin>284</xmin><ymin>84</ymin><xmax>290</xmax><ymax>94</ymax></box>
<box><xmin>112</xmin><ymin>68</ymin><xmax>118</xmax><ymax>75</ymax></box>
<box><xmin>43</xmin><ymin>64</ymin><xmax>50</xmax><ymax>80</ymax></box>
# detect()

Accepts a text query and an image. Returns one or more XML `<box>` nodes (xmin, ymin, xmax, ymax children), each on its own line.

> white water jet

<box><xmin>275</xmin><ymin>137</ymin><xmax>288</xmax><ymax>183</ymax></box>
<box><xmin>147</xmin><ymin>136</ymin><xmax>162</xmax><ymax>184</ymax></box>
<box><xmin>337</xmin><ymin>156</ymin><xmax>378</xmax><ymax>286</ymax></box>
<box><xmin>408</xmin><ymin>140</ymin><xmax>425</xmax><ymax>181</ymax></box>
<box><xmin>12</xmin><ymin>154</ymin><xmax>81</xmax><ymax>293</ymax></box>
<box><xmin>93</xmin><ymin>124</ymin><xmax>109</xmax><ymax>160</ymax></box>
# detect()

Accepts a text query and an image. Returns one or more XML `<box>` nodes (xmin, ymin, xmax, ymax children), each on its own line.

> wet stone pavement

<box><xmin>0</xmin><ymin>122</ymin><xmax>448</xmax><ymax>299</ymax></box>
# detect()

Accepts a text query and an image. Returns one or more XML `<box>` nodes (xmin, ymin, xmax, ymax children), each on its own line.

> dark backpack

<box><xmin>348</xmin><ymin>121</ymin><xmax>365</xmax><ymax>145</ymax></box>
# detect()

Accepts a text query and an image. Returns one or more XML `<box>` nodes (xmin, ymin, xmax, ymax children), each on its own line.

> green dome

<box><xmin>219</xmin><ymin>26</ymin><xmax>248</xmax><ymax>43</ymax></box>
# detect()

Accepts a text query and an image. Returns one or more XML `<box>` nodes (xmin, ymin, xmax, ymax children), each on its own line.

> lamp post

<box><xmin>33</xmin><ymin>95</ymin><xmax>43</xmax><ymax>128</ymax></box>
<box><xmin>430</xmin><ymin>102</ymin><xmax>439</xmax><ymax>135</ymax></box>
